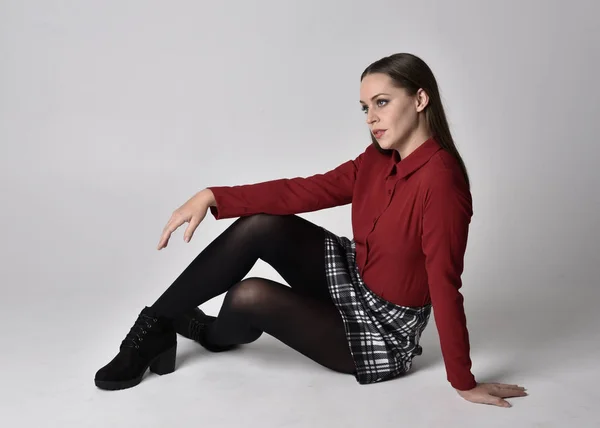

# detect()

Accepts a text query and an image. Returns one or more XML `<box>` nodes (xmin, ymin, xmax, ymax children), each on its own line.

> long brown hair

<box><xmin>361</xmin><ymin>53</ymin><xmax>470</xmax><ymax>190</ymax></box>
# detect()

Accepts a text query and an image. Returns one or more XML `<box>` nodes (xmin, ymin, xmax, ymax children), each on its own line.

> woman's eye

<box><xmin>361</xmin><ymin>99</ymin><xmax>388</xmax><ymax>114</ymax></box>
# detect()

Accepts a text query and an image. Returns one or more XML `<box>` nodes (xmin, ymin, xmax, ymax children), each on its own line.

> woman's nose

<box><xmin>367</xmin><ymin>111</ymin><xmax>378</xmax><ymax>124</ymax></box>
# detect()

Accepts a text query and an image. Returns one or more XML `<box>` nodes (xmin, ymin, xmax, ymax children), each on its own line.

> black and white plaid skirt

<box><xmin>322</xmin><ymin>228</ymin><xmax>432</xmax><ymax>384</ymax></box>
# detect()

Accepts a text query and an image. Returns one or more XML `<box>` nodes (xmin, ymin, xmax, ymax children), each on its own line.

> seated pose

<box><xmin>94</xmin><ymin>52</ymin><xmax>528</xmax><ymax>408</ymax></box>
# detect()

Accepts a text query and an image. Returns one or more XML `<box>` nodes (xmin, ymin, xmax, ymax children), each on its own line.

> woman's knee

<box><xmin>223</xmin><ymin>277</ymin><xmax>274</xmax><ymax>314</ymax></box>
<box><xmin>236</xmin><ymin>213</ymin><xmax>285</xmax><ymax>235</ymax></box>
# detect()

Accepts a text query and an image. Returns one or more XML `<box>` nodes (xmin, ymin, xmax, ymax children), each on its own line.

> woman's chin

<box><xmin>377</xmin><ymin>138</ymin><xmax>394</xmax><ymax>150</ymax></box>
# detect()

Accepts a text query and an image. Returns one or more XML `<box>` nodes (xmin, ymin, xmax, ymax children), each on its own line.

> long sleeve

<box><xmin>207</xmin><ymin>150</ymin><xmax>365</xmax><ymax>220</ymax></box>
<box><xmin>421</xmin><ymin>169</ymin><xmax>477</xmax><ymax>391</ymax></box>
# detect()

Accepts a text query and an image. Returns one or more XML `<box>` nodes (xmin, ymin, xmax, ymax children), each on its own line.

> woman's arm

<box><xmin>421</xmin><ymin>168</ymin><xmax>477</xmax><ymax>391</ymax></box>
<box><xmin>205</xmin><ymin>149</ymin><xmax>367</xmax><ymax>220</ymax></box>
<box><xmin>421</xmin><ymin>168</ymin><xmax>528</xmax><ymax>407</ymax></box>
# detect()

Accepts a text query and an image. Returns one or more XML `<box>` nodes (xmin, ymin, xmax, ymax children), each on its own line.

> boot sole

<box><xmin>95</xmin><ymin>344</ymin><xmax>177</xmax><ymax>391</ymax></box>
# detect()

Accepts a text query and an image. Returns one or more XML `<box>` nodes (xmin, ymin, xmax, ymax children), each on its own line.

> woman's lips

<box><xmin>374</xmin><ymin>130</ymin><xmax>386</xmax><ymax>138</ymax></box>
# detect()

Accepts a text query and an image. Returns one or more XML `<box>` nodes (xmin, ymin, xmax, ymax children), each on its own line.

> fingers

<box><xmin>480</xmin><ymin>392</ymin><xmax>511</xmax><ymax>408</ymax></box>
<box><xmin>184</xmin><ymin>216</ymin><xmax>202</xmax><ymax>243</ymax></box>
<box><xmin>493</xmin><ymin>398</ymin><xmax>512</xmax><ymax>408</ymax></box>
<box><xmin>157</xmin><ymin>213</ymin><xmax>188</xmax><ymax>250</ymax></box>
<box><xmin>497</xmin><ymin>390</ymin><xmax>528</xmax><ymax>399</ymax></box>
<box><xmin>495</xmin><ymin>384</ymin><xmax>527</xmax><ymax>393</ymax></box>
<box><xmin>493</xmin><ymin>383</ymin><xmax>527</xmax><ymax>391</ymax></box>
<box><xmin>490</xmin><ymin>384</ymin><xmax>529</xmax><ymax>399</ymax></box>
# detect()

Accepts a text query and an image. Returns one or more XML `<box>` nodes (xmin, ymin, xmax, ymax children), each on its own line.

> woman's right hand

<box><xmin>156</xmin><ymin>189</ymin><xmax>215</xmax><ymax>250</ymax></box>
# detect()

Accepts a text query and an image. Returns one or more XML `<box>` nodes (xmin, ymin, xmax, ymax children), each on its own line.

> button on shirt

<box><xmin>207</xmin><ymin>137</ymin><xmax>477</xmax><ymax>391</ymax></box>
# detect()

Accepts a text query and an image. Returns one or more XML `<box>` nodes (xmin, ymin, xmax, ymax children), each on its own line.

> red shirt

<box><xmin>207</xmin><ymin>137</ymin><xmax>477</xmax><ymax>390</ymax></box>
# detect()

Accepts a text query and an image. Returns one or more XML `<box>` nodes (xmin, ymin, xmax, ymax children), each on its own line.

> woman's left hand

<box><xmin>456</xmin><ymin>382</ymin><xmax>528</xmax><ymax>407</ymax></box>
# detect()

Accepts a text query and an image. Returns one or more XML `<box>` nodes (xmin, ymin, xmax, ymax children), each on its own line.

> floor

<box><xmin>3</xmin><ymin>277</ymin><xmax>598</xmax><ymax>428</ymax></box>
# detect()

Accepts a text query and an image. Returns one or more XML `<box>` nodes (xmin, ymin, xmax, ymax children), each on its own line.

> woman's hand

<box><xmin>156</xmin><ymin>189</ymin><xmax>215</xmax><ymax>250</ymax></box>
<box><xmin>456</xmin><ymin>382</ymin><xmax>528</xmax><ymax>407</ymax></box>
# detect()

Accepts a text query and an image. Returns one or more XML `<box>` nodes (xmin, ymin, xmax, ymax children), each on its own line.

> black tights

<box><xmin>151</xmin><ymin>214</ymin><xmax>355</xmax><ymax>375</ymax></box>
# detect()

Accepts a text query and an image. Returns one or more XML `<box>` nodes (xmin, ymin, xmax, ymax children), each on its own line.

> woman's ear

<box><xmin>415</xmin><ymin>88</ymin><xmax>429</xmax><ymax>112</ymax></box>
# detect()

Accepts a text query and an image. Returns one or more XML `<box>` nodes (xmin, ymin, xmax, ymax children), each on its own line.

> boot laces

<box><xmin>121</xmin><ymin>313</ymin><xmax>158</xmax><ymax>349</ymax></box>
<box><xmin>189</xmin><ymin>319</ymin><xmax>206</xmax><ymax>343</ymax></box>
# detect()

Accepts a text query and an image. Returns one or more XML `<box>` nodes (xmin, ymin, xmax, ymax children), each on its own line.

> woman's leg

<box><xmin>95</xmin><ymin>214</ymin><xmax>354</xmax><ymax>390</ymax></box>
<box><xmin>152</xmin><ymin>213</ymin><xmax>354</xmax><ymax>373</ymax></box>
<box><xmin>151</xmin><ymin>214</ymin><xmax>334</xmax><ymax>317</ymax></box>
<box><xmin>206</xmin><ymin>277</ymin><xmax>355</xmax><ymax>374</ymax></box>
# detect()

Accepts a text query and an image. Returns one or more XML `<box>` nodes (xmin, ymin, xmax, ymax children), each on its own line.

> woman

<box><xmin>94</xmin><ymin>53</ymin><xmax>527</xmax><ymax>407</ymax></box>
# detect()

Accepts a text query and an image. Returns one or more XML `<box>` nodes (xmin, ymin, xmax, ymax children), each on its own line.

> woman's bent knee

<box><xmin>237</xmin><ymin>213</ymin><xmax>282</xmax><ymax>229</ymax></box>
<box><xmin>223</xmin><ymin>277</ymin><xmax>273</xmax><ymax>313</ymax></box>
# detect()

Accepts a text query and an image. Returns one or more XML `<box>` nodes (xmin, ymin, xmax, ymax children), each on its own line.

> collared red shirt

<box><xmin>208</xmin><ymin>137</ymin><xmax>477</xmax><ymax>390</ymax></box>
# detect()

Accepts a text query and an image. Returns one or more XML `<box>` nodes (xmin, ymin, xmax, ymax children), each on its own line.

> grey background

<box><xmin>1</xmin><ymin>0</ymin><xmax>598</xmax><ymax>426</ymax></box>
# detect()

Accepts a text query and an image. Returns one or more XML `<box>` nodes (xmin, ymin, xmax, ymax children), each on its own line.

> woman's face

<box><xmin>359</xmin><ymin>73</ymin><xmax>426</xmax><ymax>151</ymax></box>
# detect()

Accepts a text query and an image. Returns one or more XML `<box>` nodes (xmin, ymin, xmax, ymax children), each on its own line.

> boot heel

<box><xmin>149</xmin><ymin>345</ymin><xmax>177</xmax><ymax>375</ymax></box>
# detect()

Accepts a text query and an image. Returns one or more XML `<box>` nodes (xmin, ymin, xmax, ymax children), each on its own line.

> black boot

<box><xmin>172</xmin><ymin>307</ymin><xmax>237</xmax><ymax>353</ymax></box>
<box><xmin>94</xmin><ymin>306</ymin><xmax>177</xmax><ymax>390</ymax></box>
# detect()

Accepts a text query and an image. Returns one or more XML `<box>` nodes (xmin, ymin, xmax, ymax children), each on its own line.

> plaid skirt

<box><xmin>323</xmin><ymin>228</ymin><xmax>432</xmax><ymax>384</ymax></box>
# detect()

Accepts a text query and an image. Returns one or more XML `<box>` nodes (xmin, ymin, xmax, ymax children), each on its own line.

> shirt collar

<box><xmin>387</xmin><ymin>136</ymin><xmax>442</xmax><ymax>179</ymax></box>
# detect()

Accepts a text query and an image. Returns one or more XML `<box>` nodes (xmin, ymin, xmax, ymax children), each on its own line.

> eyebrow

<box><xmin>359</xmin><ymin>93</ymin><xmax>390</xmax><ymax>104</ymax></box>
